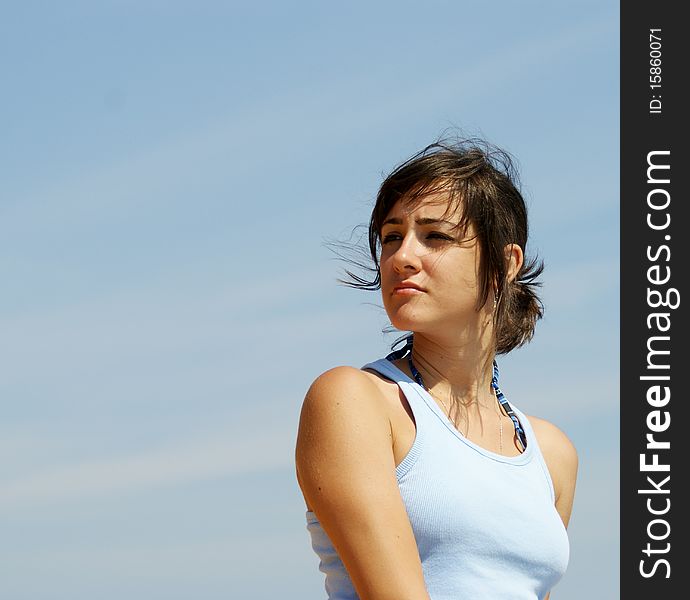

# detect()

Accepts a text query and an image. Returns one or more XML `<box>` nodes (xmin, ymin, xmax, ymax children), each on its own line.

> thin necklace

<box><xmin>416</xmin><ymin>365</ymin><xmax>505</xmax><ymax>453</ymax></box>
<box><xmin>385</xmin><ymin>334</ymin><xmax>527</xmax><ymax>453</ymax></box>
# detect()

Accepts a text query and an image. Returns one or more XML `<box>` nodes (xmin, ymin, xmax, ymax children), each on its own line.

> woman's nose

<box><xmin>392</xmin><ymin>233</ymin><xmax>422</xmax><ymax>273</ymax></box>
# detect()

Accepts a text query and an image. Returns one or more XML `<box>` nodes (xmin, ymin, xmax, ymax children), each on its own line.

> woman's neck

<box><xmin>407</xmin><ymin>333</ymin><xmax>497</xmax><ymax>413</ymax></box>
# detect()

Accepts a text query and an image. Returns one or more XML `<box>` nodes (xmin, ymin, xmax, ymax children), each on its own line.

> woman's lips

<box><xmin>392</xmin><ymin>283</ymin><xmax>426</xmax><ymax>295</ymax></box>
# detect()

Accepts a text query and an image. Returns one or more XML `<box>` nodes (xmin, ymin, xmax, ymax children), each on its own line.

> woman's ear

<box><xmin>504</xmin><ymin>244</ymin><xmax>524</xmax><ymax>283</ymax></box>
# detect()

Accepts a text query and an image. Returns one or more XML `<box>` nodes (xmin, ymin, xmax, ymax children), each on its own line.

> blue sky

<box><xmin>1</xmin><ymin>2</ymin><xmax>618</xmax><ymax>598</ymax></box>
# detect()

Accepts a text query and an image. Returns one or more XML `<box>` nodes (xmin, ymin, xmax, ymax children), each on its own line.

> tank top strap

<box><xmin>360</xmin><ymin>357</ymin><xmax>431</xmax><ymax>479</ymax></box>
<box><xmin>508</xmin><ymin>403</ymin><xmax>557</xmax><ymax>502</ymax></box>
<box><xmin>360</xmin><ymin>357</ymin><xmax>430</xmax><ymax>418</ymax></box>
<box><xmin>362</xmin><ymin>355</ymin><xmax>450</xmax><ymax>427</ymax></box>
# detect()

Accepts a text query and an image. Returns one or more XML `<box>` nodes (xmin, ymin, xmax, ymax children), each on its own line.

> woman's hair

<box><xmin>341</xmin><ymin>136</ymin><xmax>544</xmax><ymax>355</ymax></box>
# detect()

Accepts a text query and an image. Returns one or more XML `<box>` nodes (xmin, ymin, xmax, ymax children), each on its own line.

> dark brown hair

<box><xmin>340</xmin><ymin>137</ymin><xmax>544</xmax><ymax>355</ymax></box>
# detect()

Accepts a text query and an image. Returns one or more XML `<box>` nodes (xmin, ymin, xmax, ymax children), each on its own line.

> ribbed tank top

<box><xmin>305</xmin><ymin>357</ymin><xmax>570</xmax><ymax>599</ymax></box>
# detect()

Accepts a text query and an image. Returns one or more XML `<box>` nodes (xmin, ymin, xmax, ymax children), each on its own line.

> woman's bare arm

<box><xmin>295</xmin><ymin>366</ymin><xmax>431</xmax><ymax>600</ymax></box>
<box><xmin>530</xmin><ymin>416</ymin><xmax>578</xmax><ymax>529</ymax></box>
<box><xmin>530</xmin><ymin>416</ymin><xmax>579</xmax><ymax>600</ymax></box>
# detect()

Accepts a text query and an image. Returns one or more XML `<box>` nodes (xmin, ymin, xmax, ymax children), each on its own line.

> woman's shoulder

<box><xmin>526</xmin><ymin>415</ymin><xmax>578</xmax><ymax>462</ymax></box>
<box><xmin>296</xmin><ymin>367</ymin><xmax>396</xmax><ymax>511</ymax></box>
<box><xmin>306</xmin><ymin>364</ymin><xmax>386</xmax><ymax>395</ymax></box>
<box><xmin>301</xmin><ymin>365</ymin><xmax>392</xmax><ymax>426</ymax></box>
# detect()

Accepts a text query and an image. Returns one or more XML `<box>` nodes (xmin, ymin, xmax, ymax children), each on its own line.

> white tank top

<box><xmin>305</xmin><ymin>357</ymin><xmax>569</xmax><ymax>599</ymax></box>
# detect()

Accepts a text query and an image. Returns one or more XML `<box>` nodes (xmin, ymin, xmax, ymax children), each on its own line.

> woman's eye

<box><xmin>381</xmin><ymin>234</ymin><xmax>401</xmax><ymax>244</ymax></box>
<box><xmin>381</xmin><ymin>232</ymin><xmax>454</xmax><ymax>244</ymax></box>
<box><xmin>428</xmin><ymin>232</ymin><xmax>454</xmax><ymax>241</ymax></box>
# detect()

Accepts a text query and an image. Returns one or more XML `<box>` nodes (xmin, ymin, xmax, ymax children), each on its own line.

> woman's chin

<box><xmin>387</xmin><ymin>312</ymin><xmax>430</xmax><ymax>334</ymax></box>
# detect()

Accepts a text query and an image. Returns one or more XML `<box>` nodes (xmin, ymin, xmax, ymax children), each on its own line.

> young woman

<box><xmin>294</xmin><ymin>139</ymin><xmax>578</xmax><ymax>600</ymax></box>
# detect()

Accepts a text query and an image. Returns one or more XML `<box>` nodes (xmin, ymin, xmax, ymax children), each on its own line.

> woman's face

<box><xmin>379</xmin><ymin>191</ymin><xmax>491</xmax><ymax>337</ymax></box>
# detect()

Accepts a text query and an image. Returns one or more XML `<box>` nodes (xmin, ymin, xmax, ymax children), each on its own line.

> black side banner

<box><xmin>621</xmin><ymin>2</ymin><xmax>687</xmax><ymax>595</ymax></box>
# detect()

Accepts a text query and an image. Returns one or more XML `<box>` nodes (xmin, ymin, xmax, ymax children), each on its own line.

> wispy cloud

<box><xmin>542</xmin><ymin>256</ymin><xmax>619</xmax><ymax>310</ymax></box>
<box><xmin>0</xmin><ymin>424</ymin><xmax>294</xmax><ymax>511</ymax></box>
<box><xmin>1</xmin><ymin>15</ymin><xmax>616</xmax><ymax>237</ymax></box>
